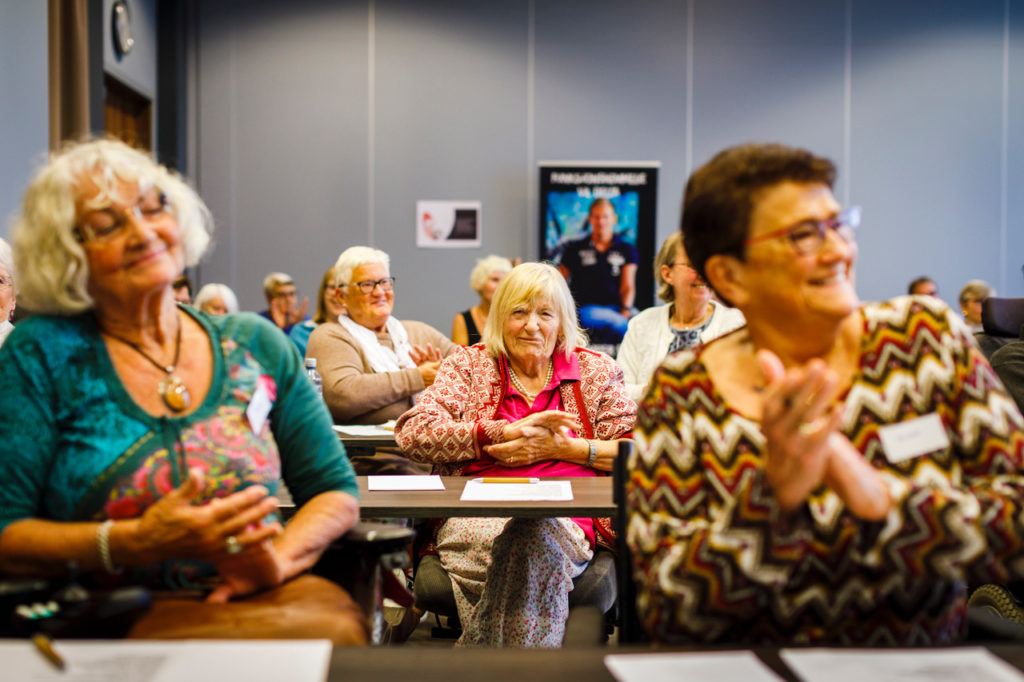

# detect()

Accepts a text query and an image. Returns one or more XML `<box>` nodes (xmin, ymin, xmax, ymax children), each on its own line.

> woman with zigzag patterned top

<box><xmin>627</xmin><ymin>143</ymin><xmax>1024</xmax><ymax>646</ymax></box>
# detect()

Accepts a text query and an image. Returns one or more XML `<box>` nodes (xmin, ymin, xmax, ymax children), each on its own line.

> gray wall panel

<box><xmin>1007</xmin><ymin>1</ymin><xmax>1024</xmax><ymax>298</ymax></box>
<box><xmin>850</xmin><ymin>0</ymin><xmax>1005</xmax><ymax>306</ymax></box>
<box><xmin>1</xmin><ymin>2</ymin><xmax>48</xmax><ymax>239</ymax></box>
<box><xmin>373</xmin><ymin>0</ymin><xmax>528</xmax><ymax>326</ymax></box>
<box><xmin>194</xmin><ymin>0</ymin><xmax>369</xmax><ymax>312</ymax></box>
<box><xmin>534</xmin><ymin>0</ymin><xmax>687</xmax><ymax>300</ymax></box>
<box><xmin>690</xmin><ymin>0</ymin><xmax>847</xmax><ymax>174</ymax></box>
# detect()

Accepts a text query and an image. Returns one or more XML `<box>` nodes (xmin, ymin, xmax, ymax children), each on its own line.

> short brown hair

<box><xmin>681</xmin><ymin>143</ymin><xmax>836</xmax><ymax>291</ymax></box>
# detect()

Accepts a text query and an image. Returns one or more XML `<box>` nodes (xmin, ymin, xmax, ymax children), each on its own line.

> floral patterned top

<box><xmin>628</xmin><ymin>296</ymin><xmax>1024</xmax><ymax>645</ymax></box>
<box><xmin>0</xmin><ymin>308</ymin><xmax>357</xmax><ymax>588</ymax></box>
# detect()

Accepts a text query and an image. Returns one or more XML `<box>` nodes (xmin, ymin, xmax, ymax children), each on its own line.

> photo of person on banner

<box><xmin>555</xmin><ymin>198</ymin><xmax>638</xmax><ymax>347</ymax></box>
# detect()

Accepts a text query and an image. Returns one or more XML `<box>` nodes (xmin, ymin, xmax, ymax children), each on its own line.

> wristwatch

<box><xmin>586</xmin><ymin>440</ymin><xmax>598</xmax><ymax>468</ymax></box>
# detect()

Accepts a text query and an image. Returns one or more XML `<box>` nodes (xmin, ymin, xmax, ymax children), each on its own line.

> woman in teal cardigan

<box><xmin>0</xmin><ymin>139</ymin><xmax>364</xmax><ymax>643</ymax></box>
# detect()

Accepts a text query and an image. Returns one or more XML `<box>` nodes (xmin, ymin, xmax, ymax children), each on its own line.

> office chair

<box><xmin>411</xmin><ymin>504</ymin><xmax>619</xmax><ymax>645</ymax></box>
<box><xmin>977</xmin><ymin>297</ymin><xmax>1024</xmax><ymax>359</ymax></box>
<box><xmin>279</xmin><ymin>505</ymin><xmax>416</xmax><ymax>645</ymax></box>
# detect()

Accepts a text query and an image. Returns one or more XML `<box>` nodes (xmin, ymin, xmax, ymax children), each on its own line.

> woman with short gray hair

<box><xmin>0</xmin><ymin>237</ymin><xmax>15</xmax><ymax>347</ymax></box>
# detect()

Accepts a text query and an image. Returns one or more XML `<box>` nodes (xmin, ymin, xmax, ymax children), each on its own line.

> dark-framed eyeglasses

<box><xmin>347</xmin><ymin>277</ymin><xmax>395</xmax><ymax>294</ymax></box>
<box><xmin>743</xmin><ymin>205</ymin><xmax>861</xmax><ymax>255</ymax></box>
<box><xmin>75</xmin><ymin>192</ymin><xmax>171</xmax><ymax>244</ymax></box>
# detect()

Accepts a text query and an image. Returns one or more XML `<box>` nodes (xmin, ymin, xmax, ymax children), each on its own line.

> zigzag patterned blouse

<box><xmin>628</xmin><ymin>296</ymin><xmax>1024</xmax><ymax>645</ymax></box>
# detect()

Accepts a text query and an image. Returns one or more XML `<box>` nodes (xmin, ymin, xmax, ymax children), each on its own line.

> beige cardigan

<box><xmin>306</xmin><ymin>318</ymin><xmax>456</xmax><ymax>424</ymax></box>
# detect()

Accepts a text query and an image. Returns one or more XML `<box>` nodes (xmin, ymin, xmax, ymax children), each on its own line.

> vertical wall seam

<box><xmin>368</xmin><ymin>0</ymin><xmax>376</xmax><ymax>247</ymax></box>
<box><xmin>527</xmin><ymin>0</ymin><xmax>536</xmax><ymax>259</ymax></box>
<box><xmin>228</xmin><ymin>12</ymin><xmax>237</xmax><ymax>288</ymax></box>
<box><xmin>1001</xmin><ymin>0</ymin><xmax>1010</xmax><ymax>292</ymax></box>
<box><xmin>685</xmin><ymin>0</ymin><xmax>694</xmax><ymax>178</ymax></box>
<box><xmin>843</xmin><ymin>0</ymin><xmax>852</xmax><ymax>206</ymax></box>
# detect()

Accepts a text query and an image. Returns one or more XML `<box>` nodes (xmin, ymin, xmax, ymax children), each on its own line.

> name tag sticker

<box><xmin>246</xmin><ymin>375</ymin><xmax>277</xmax><ymax>434</ymax></box>
<box><xmin>878</xmin><ymin>413</ymin><xmax>950</xmax><ymax>464</ymax></box>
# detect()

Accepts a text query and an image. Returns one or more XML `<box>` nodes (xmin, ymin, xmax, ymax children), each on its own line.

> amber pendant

<box><xmin>160</xmin><ymin>374</ymin><xmax>191</xmax><ymax>412</ymax></box>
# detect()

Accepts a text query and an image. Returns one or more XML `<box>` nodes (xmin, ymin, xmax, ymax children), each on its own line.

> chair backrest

<box><xmin>982</xmin><ymin>297</ymin><xmax>1024</xmax><ymax>338</ymax></box>
<box><xmin>613</xmin><ymin>439</ymin><xmax>647</xmax><ymax>643</ymax></box>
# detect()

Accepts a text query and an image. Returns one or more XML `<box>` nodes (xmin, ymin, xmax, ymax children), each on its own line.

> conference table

<box><xmin>356</xmin><ymin>475</ymin><xmax>615</xmax><ymax>518</ymax></box>
<box><xmin>326</xmin><ymin>643</ymin><xmax>1024</xmax><ymax>681</ymax></box>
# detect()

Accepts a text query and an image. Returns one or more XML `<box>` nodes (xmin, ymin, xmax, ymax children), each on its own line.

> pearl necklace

<box><xmin>508</xmin><ymin>360</ymin><xmax>553</xmax><ymax>404</ymax></box>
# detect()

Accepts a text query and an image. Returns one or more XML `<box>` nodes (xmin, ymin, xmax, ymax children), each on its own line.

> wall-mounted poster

<box><xmin>416</xmin><ymin>200</ymin><xmax>482</xmax><ymax>248</ymax></box>
<box><xmin>539</xmin><ymin>162</ymin><xmax>659</xmax><ymax>347</ymax></box>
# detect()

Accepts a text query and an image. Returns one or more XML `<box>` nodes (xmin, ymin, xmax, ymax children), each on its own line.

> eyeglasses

<box><xmin>743</xmin><ymin>205</ymin><xmax>861</xmax><ymax>255</ymax></box>
<box><xmin>346</xmin><ymin>277</ymin><xmax>395</xmax><ymax>294</ymax></box>
<box><xmin>671</xmin><ymin>261</ymin><xmax>697</xmax><ymax>271</ymax></box>
<box><xmin>273</xmin><ymin>288</ymin><xmax>298</xmax><ymax>299</ymax></box>
<box><xmin>0</xmin><ymin>275</ymin><xmax>11</xmax><ymax>289</ymax></box>
<box><xmin>75</xmin><ymin>192</ymin><xmax>171</xmax><ymax>243</ymax></box>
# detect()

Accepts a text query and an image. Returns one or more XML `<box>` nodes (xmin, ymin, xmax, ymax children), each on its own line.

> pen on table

<box><xmin>477</xmin><ymin>477</ymin><xmax>540</xmax><ymax>484</ymax></box>
<box><xmin>32</xmin><ymin>632</ymin><xmax>65</xmax><ymax>671</ymax></box>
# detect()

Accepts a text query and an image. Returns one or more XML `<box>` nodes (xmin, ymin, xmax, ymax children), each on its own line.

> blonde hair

<box><xmin>12</xmin><ymin>139</ymin><xmax>212</xmax><ymax>314</ymax></box>
<box><xmin>333</xmin><ymin>246</ymin><xmax>390</xmax><ymax>289</ymax></box>
<box><xmin>959</xmin><ymin>279</ymin><xmax>993</xmax><ymax>307</ymax></box>
<box><xmin>262</xmin><ymin>272</ymin><xmax>294</xmax><ymax>302</ymax></box>
<box><xmin>194</xmin><ymin>283</ymin><xmax>239</xmax><ymax>314</ymax></box>
<box><xmin>469</xmin><ymin>255</ymin><xmax>513</xmax><ymax>293</ymax></box>
<box><xmin>483</xmin><ymin>262</ymin><xmax>587</xmax><ymax>361</ymax></box>
<box><xmin>654</xmin><ymin>232</ymin><xmax>683</xmax><ymax>303</ymax></box>
<box><xmin>310</xmin><ymin>267</ymin><xmax>333</xmax><ymax>323</ymax></box>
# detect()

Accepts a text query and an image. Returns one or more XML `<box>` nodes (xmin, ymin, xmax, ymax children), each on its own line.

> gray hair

<box><xmin>469</xmin><ymin>255</ymin><xmax>513</xmax><ymax>293</ymax></box>
<box><xmin>483</xmin><ymin>262</ymin><xmax>587</xmax><ymax>361</ymax></box>
<box><xmin>262</xmin><ymin>272</ymin><xmax>294</xmax><ymax>301</ymax></box>
<box><xmin>0</xmin><ymin>238</ymin><xmax>14</xmax><ymax>291</ymax></box>
<box><xmin>11</xmin><ymin>139</ymin><xmax>212</xmax><ymax>314</ymax></box>
<box><xmin>194</xmin><ymin>283</ymin><xmax>239</xmax><ymax>314</ymax></box>
<box><xmin>333</xmin><ymin>246</ymin><xmax>390</xmax><ymax>288</ymax></box>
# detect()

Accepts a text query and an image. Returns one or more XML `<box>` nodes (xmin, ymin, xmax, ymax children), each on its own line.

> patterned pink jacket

<box><xmin>394</xmin><ymin>344</ymin><xmax>636</xmax><ymax>474</ymax></box>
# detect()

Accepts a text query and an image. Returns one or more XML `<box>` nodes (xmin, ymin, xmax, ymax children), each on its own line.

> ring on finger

<box><xmin>225</xmin><ymin>535</ymin><xmax>243</xmax><ymax>555</ymax></box>
<box><xmin>798</xmin><ymin>417</ymin><xmax>827</xmax><ymax>437</ymax></box>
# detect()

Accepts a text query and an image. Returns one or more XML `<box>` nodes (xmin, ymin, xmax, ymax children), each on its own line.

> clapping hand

<box><xmin>758</xmin><ymin>350</ymin><xmax>890</xmax><ymax>520</ymax></box>
<box><xmin>411</xmin><ymin>343</ymin><xmax>443</xmax><ymax>386</ymax></box>
<box><xmin>134</xmin><ymin>468</ymin><xmax>282</xmax><ymax>565</ymax></box>
<box><xmin>483</xmin><ymin>410</ymin><xmax>581</xmax><ymax>467</ymax></box>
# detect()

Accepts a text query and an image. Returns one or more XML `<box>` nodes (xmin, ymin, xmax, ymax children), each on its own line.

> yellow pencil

<box><xmin>32</xmin><ymin>632</ymin><xmax>65</xmax><ymax>671</ymax></box>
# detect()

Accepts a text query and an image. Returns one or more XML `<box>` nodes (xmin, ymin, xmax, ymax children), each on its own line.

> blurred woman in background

<box><xmin>451</xmin><ymin>255</ymin><xmax>513</xmax><ymax>346</ymax></box>
<box><xmin>193</xmin><ymin>282</ymin><xmax>239</xmax><ymax>316</ymax></box>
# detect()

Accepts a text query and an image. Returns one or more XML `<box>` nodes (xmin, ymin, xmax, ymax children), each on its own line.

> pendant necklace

<box><xmin>508</xmin><ymin>361</ymin><xmax>553</xmax><ymax>403</ymax></box>
<box><xmin>104</xmin><ymin>319</ymin><xmax>191</xmax><ymax>412</ymax></box>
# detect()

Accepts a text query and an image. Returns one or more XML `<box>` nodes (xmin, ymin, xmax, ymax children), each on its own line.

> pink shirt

<box><xmin>464</xmin><ymin>351</ymin><xmax>598</xmax><ymax>546</ymax></box>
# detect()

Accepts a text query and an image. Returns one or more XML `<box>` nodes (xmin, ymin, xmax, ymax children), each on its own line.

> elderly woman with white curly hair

<box><xmin>194</xmin><ymin>282</ymin><xmax>239</xmax><ymax>316</ymax></box>
<box><xmin>0</xmin><ymin>238</ymin><xmax>15</xmax><ymax>348</ymax></box>
<box><xmin>0</xmin><ymin>139</ymin><xmax>365</xmax><ymax>644</ymax></box>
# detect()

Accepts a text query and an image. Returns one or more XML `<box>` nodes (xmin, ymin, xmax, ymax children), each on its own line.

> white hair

<box><xmin>469</xmin><ymin>255</ymin><xmax>513</xmax><ymax>292</ymax></box>
<box><xmin>333</xmin><ymin>246</ymin><xmax>390</xmax><ymax>288</ymax></box>
<box><xmin>11</xmin><ymin>138</ymin><xmax>212</xmax><ymax>314</ymax></box>
<box><xmin>194</xmin><ymin>283</ymin><xmax>239</xmax><ymax>314</ymax></box>
<box><xmin>0</xmin><ymin>238</ymin><xmax>13</xmax><ymax>291</ymax></box>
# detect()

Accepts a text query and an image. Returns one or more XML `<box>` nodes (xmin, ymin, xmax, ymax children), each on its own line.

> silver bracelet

<box><xmin>97</xmin><ymin>519</ymin><xmax>120</xmax><ymax>574</ymax></box>
<box><xmin>586</xmin><ymin>439</ymin><xmax>598</xmax><ymax>468</ymax></box>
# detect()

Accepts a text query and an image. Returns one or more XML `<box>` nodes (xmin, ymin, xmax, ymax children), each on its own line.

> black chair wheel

<box><xmin>969</xmin><ymin>584</ymin><xmax>1024</xmax><ymax>625</ymax></box>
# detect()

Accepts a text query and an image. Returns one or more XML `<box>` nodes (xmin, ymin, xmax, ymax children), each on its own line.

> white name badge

<box><xmin>878</xmin><ymin>413</ymin><xmax>950</xmax><ymax>464</ymax></box>
<box><xmin>246</xmin><ymin>377</ymin><xmax>274</xmax><ymax>434</ymax></box>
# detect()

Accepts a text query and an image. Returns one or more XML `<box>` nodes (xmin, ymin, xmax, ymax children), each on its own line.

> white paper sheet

<box><xmin>780</xmin><ymin>647</ymin><xmax>1024</xmax><ymax>682</ymax></box>
<box><xmin>332</xmin><ymin>422</ymin><xmax>395</xmax><ymax>437</ymax></box>
<box><xmin>459</xmin><ymin>479</ymin><xmax>573</xmax><ymax>502</ymax></box>
<box><xmin>604</xmin><ymin>651</ymin><xmax>782</xmax><ymax>682</ymax></box>
<box><xmin>367</xmin><ymin>475</ymin><xmax>445</xmax><ymax>491</ymax></box>
<box><xmin>0</xmin><ymin>639</ymin><xmax>332</xmax><ymax>682</ymax></box>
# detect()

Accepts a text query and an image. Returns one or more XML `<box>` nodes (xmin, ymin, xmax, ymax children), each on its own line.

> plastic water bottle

<box><xmin>304</xmin><ymin>358</ymin><xmax>323</xmax><ymax>398</ymax></box>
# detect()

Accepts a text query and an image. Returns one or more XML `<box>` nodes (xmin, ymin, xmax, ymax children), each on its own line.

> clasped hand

<box><xmin>483</xmin><ymin>410</ymin><xmax>581</xmax><ymax>467</ymax></box>
<box><xmin>135</xmin><ymin>468</ymin><xmax>287</xmax><ymax>601</ymax></box>
<box><xmin>270</xmin><ymin>295</ymin><xmax>308</xmax><ymax>328</ymax></box>
<box><xmin>758</xmin><ymin>350</ymin><xmax>890</xmax><ymax>520</ymax></box>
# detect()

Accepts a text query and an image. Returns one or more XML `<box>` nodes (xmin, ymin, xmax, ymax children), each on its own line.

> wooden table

<box><xmin>333</xmin><ymin>428</ymin><xmax>397</xmax><ymax>450</ymax></box>
<box><xmin>357</xmin><ymin>475</ymin><xmax>614</xmax><ymax>518</ymax></box>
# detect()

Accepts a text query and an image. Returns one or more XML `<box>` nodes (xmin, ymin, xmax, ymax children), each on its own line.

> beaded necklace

<box><xmin>508</xmin><ymin>360</ymin><xmax>553</xmax><ymax>404</ymax></box>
